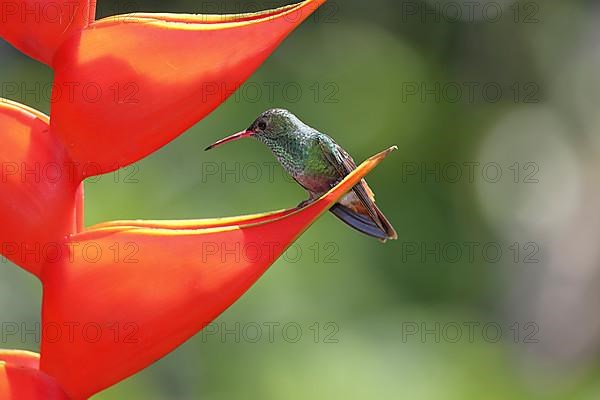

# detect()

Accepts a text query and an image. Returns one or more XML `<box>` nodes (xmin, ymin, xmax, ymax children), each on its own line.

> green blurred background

<box><xmin>2</xmin><ymin>0</ymin><xmax>599</xmax><ymax>398</ymax></box>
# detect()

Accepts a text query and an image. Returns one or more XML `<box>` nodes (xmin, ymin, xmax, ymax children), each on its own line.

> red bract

<box><xmin>0</xmin><ymin>0</ymin><xmax>396</xmax><ymax>399</ymax></box>
<box><xmin>0</xmin><ymin>350</ymin><xmax>68</xmax><ymax>400</ymax></box>
<box><xmin>0</xmin><ymin>0</ymin><xmax>94</xmax><ymax>65</ymax></box>
<box><xmin>0</xmin><ymin>100</ymin><xmax>82</xmax><ymax>276</ymax></box>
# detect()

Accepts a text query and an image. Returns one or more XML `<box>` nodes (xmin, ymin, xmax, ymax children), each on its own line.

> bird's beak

<box><xmin>205</xmin><ymin>130</ymin><xmax>254</xmax><ymax>151</ymax></box>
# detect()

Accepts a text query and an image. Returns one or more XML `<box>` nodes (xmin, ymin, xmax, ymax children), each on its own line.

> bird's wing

<box><xmin>317</xmin><ymin>137</ymin><xmax>383</xmax><ymax>229</ymax></box>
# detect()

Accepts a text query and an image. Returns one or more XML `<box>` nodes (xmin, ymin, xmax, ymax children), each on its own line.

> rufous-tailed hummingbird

<box><xmin>205</xmin><ymin>109</ymin><xmax>397</xmax><ymax>242</ymax></box>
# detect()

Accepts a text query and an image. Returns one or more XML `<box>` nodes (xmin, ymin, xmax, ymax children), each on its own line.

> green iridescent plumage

<box><xmin>253</xmin><ymin>110</ymin><xmax>337</xmax><ymax>186</ymax></box>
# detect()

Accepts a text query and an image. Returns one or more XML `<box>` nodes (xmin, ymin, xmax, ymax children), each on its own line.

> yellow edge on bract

<box><xmin>0</xmin><ymin>98</ymin><xmax>49</xmax><ymax>123</ymax></box>
<box><xmin>129</xmin><ymin>3</ymin><xmax>300</xmax><ymax>23</ymax></box>
<box><xmin>0</xmin><ymin>349</ymin><xmax>40</xmax><ymax>359</ymax></box>
<box><xmin>79</xmin><ymin>146</ymin><xmax>397</xmax><ymax>239</ymax></box>
<box><xmin>72</xmin><ymin>224</ymin><xmax>241</xmax><ymax>241</ymax></box>
<box><xmin>90</xmin><ymin>0</ymin><xmax>326</xmax><ymax>31</ymax></box>
<box><xmin>89</xmin><ymin>209</ymin><xmax>296</xmax><ymax>230</ymax></box>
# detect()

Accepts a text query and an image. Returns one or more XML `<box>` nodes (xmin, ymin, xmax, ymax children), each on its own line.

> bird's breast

<box><xmin>293</xmin><ymin>173</ymin><xmax>335</xmax><ymax>194</ymax></box>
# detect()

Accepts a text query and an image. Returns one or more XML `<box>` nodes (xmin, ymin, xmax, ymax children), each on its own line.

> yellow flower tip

<box><xmin>366</xmin><ymin>145</ymin><xmax>399</xmax><ymax>164</ymax></box>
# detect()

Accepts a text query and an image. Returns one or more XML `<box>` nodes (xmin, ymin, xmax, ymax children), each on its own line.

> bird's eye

<box><xmin>257</xmin><ymin>121</ymin><xmax>267</xmax><ymax>130</ymax></box>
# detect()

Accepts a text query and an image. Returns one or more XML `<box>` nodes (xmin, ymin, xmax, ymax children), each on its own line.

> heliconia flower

<box><xmin>0</xmin><ymin>350</ymin><xmax>68</xmax><ymax>400</ymax></box>
<box><xmin>0</xmin><ymin>0</ymin><xmax>397</xmax><ymax>398</ymax></box>
<box><xmin>0</xmin><ymin>96</ymin><xmax>394</xmax><ymax>396</ymax></box>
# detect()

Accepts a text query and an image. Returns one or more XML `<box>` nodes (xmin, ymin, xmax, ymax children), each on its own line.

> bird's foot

<box><xmin>297</xmin><ymin>199</ymin><xmax>317</xmax><ymax>209</ymax></box>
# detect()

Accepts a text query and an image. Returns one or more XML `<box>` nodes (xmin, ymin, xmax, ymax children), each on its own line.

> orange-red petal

<box><xmin>50</xmin><ymin>0</ymin><xmax>326</xmax><ymax>176</ymax></box>
<box><xmin>0</xmin><ymin>350</ymin><xmax>68</xmax><ymax>400</ymax></box>
<box><xmin>40</xmin><ymin>147</ymin><xmax>395</xmax><ymax>399</ymax></box>
<box><xmin>0</xmin><ymin>0</ymin><xmax>95</xmax><ymax>65</ymax></box>
<box><xmin>0</xmin><ymin>99</ymin><xmax>82</xmax><ymax>277</ymax></box>
<box><xmin>0</xmin><ymin>349</ymin><xmax>40</xmax><ymax>370</ymax></box>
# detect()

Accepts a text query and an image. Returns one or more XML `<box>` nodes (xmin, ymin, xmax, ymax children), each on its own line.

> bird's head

<box><xmin>205</xmin><ymin>108</ymin><xmax>304</xmax><ymax>150</ymax></box>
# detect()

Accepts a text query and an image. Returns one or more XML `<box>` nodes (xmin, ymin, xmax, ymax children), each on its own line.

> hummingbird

<box><xmin>205</xmin><ymin>109</ymin><xmax>397</xmax><ymax>242</ymax></box>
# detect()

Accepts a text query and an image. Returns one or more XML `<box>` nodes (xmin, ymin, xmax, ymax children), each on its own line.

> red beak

<box><xmin>205</xmin><ymin>130</ymin><xmax>253</xmax><ymax>151</ymax></box>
